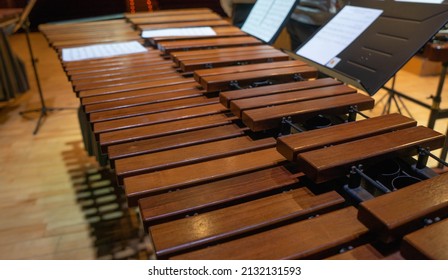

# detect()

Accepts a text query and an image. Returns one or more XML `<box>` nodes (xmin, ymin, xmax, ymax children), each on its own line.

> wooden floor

<box><xmin>0</xmin><ymin>32</ymin><xmax>446</xmax><ymax>260</ymax></box>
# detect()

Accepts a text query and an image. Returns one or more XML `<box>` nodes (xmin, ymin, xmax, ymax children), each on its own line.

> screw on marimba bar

<box><xmin>229</xmin><ymin>80</ymin><xmax>242</xmax><ymax>90</ymax></box>
<box><xmin>293</xmin><ymin>73</ymin><xmax>304</xmax><ymax>81</ymax></box>
<box><xmin>416</xmin><ymin>147</ymin><xmax>430</xmax><ymax>169</ymax></box>
<box><xmin>348</xmin><ymin>166</ymin><xmax>362</xmax><ymax>189</ymax></box>
<box><xmin>348</xmin><ymin>106</ymin><xmax>358</xmax><ymax>122</ymax></box>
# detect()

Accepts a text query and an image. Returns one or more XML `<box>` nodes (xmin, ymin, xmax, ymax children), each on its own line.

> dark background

<box><xmin>0</xmin><ymin>0</ymin><xmax>225</xmax><ymax>29</ymax></box>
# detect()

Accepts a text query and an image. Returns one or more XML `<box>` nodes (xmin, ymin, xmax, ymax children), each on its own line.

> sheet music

<box><xmin>242</xmin><ymin>0</ymin><xmax>297</xmax><ymax>43</ymax></box>
<box><xmin>141</xmin><ymin>27</ymin><xmax>217</xmax><ymax>38</ymax></box>
<box><xmin>296</xmin><ymin>6</ymin><xmax>383</xmax><ymax>66</ymax></box>
<box><xmin>62</xmin><ymin>41</ymin><xmax>148</xmax><ymax>62</ymax></box>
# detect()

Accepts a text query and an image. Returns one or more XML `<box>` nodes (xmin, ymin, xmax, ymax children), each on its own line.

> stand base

<box><xmin>19</xmin><ymin>106</ymin><xmax>77</xmax><ymax>135</ymax></box>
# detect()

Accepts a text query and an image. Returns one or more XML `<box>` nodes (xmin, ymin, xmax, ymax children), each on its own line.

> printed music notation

<box><xmin>296</xmin><ymin>6</ymin><xmax>383</xmax><ymax>67</ymax></box>
<box><xmin>241</xmin><ymin>0</ymin><xmax>297</xmax><ymax>43</ymax></box>
<box><xmin>141</xmin><ymin>27</ymin><xmax>217</xmax><ymax>38</ymax></box>
<box><xmin>61</xmin><ymin>41</ymin><xmax>148</xmax><ymax>62</ymax></box>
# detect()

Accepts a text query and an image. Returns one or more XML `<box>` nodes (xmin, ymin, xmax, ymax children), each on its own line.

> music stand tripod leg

<box><xmin>18</xmin><ymin>17</ymin><xmax>76</xmax><ymax>135</ymax></box>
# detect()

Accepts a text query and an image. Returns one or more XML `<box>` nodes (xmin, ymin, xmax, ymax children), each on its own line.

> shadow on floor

<box><xmin>62</xmin><ymin>140</ymin><xmax>155</xmax><ymax>260</ymax></box>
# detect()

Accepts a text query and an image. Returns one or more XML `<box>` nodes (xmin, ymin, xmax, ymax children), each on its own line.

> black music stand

<box><xmin>17</xmin><ymin>0</ymin><xmax>76</xmax><ymax>135</ymax></box>
<box><xmin>290</xmin><ymin>0</ymin><xmax>448</xmax><ymax>96</ymax></box>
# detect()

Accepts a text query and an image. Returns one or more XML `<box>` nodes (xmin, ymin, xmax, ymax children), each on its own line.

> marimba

<box><xmin>38</xmin><ymin>8</ymin><xmax>448</xmax><ymax>260</ymax></box>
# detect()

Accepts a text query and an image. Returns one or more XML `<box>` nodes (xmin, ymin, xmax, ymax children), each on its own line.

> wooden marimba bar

<box><xmin>38</xmin><ymin>8</ymin><xmax>448</xmax><ymax>260</ymax></box>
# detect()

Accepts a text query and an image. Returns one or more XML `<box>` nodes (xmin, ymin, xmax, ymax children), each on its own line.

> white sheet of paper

<box><xmin>296</xmin><ymin>6</ymin><xmax>383</xmax><ymax>66</ymax></box>
<box><xmin>395</xmin><ymin>0</ymin><xmax>444</xmax><ymax>4</ymax></box>
<box><xmin>62</xmin><ymin>41</ymin><xmax>148</xmax><ymax>62</ymax></box>
<box><xmin>242</xmin><ymin>0</ymin><xmax>297</xmax><ymax>43</ymax></box>
<box><xmin>141</xmin><ymin>27</ymin><xmax>217</xmax><ymax>38</ymax></box>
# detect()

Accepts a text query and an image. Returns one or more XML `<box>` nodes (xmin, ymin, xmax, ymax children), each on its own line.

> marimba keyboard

<box><xmin>38</xmin><ymin>8</ymin><xmax>448</xmax><ymax>260</ymax></box>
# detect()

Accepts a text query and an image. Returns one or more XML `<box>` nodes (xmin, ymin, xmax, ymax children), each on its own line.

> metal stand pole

<box><xmin>18</xmin><ymin>18</ymin><xmax>76</xmax><ymax>135</ymax></box>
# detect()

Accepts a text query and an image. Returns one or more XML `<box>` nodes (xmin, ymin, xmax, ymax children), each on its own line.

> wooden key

<box><xmin>62</xmin><ymin>49</ymin><xmax>164</xmax><ymax>71</ymax></box>
<box><xmin>242</xmin><ymin>93</ymin><xmax>375</xmax><ymax>132</ymax></box>
<box><xmin>194</xmin><ymin>60</ymin><xmax>308</xmax><ymax>83</ymax></box>
<box><xmin>138</xmin><ymin>20</ymin><xmax>231</xmax><ymax>32</ymax></box>
<box><xmin>150</xmin><ymin>189</ymin><xmax>344</xmax><ymax>258</ymax></box>
<box><xmin>115</xmin><ymin>137</ymin><xmax>276</xmax><ymax>181</ymax></box>
<box><xmin>99</xmin><ymin>114</ymin><xmax>234</xmax><ymax>151</ymax></box>
<box><xmin>297</xmin><ymin>126</ymin><xmax>445</xmax><ymax>183</ymax></box>
<box><xmin>158</xmin><ymin>36</ymin><xmax>262</xmax><ymax>55</ymax></box>
<box><xmin>66</xmin><ymin>60</ymin><xmax>174</xmax><ymax>76</ymax></box>
<box><xmin>75</xmin><ymin>72</ymin><xmax>180</xmax><ymax>92</ymax></box>
<box><xmin>325</xmin><ymin>244</ymin><xmax>385</xmax><ymax>260</ymax></box>
<box><xmin>200</xmin><ymin>65</ymin><xmax>317</xmax><ymax>92</ymax></box>
<box><xmin>180</xmin><ymin>51</ymin><xmax>289</xmax><ymax>72</ymax></box>
<box><xmin>78</xmin><ymin>77</ymin><xmax>194</xmax><ymax>98</ymax></box>
<box><xmin>108</xmin><ymin>124</ymin><xmax>246</xmax><ymax>161</ymax></box>
<box><xmin>139</xmin><ymin>166</ymin><xmax>300</xmax><ymax>226</ymax></box>
<box><xmin>170</xmin><ymin>207</ymin><xmax>369</xmax><ymax>260</ymax></box>
<box><xmin>230</xmin><ymin>84</ymin><xmax>356</xmax><ymax>118</ymax></box>
<box><xmin>130</xmin><ymin>13</ymin><xmax>221</xmax><ymax>26</ymax></box>
<box><xmin>277</xmin><ymin>113</ymin><xmax>417</xmax><ymax>161</ymax></box>
<box><xmin>39</xmin><ymin>19</ymin><xmax>127</xmax><ymax>32</ymax></box>
<box><xmin>220</xmin><ymin>78</ymin><xmax>341</xmax><ymax>108</ymax></box>
<box><xmin>70</xmin><ymin>64</ymin><xmax>177</xmax><ymax>82</ymax></box>
<box><xmin>93</xmin><ymin>103</ymin><xmax>227</xmax><ymax>134</ymax></box>
<box><xmin>52</xmin><ymin>36</ymin><xmax>143</xmax><ymax>49</ymax></box>
<box><xmin>401</xmin><ymin>217</ymin><xmax>448</xmax><ymax>260</ymax></box>
<box><xmin>89</xmin><ymin>96</ymin><xmax>218</xmax><ymax>123</ymax></box>
<box><xmin>358</xmin><ymin>173</ymin><xmax>448</xmax><ymax>243</ymax></box>
<box><xmin>149</xmin><ymin>26</ymin><xmax>247</xmax><ymax>46</ymax></box>
<box><xmin>171</xmin><ymin>45</ymin><xmax>275</xmax><ymax>66</ymax></box>
<box><xmin>63</xmin><ymin>53</ymin><xmax>163</xmax><ymax>71</ymax></box>
<box><xmin>124</xmin><ymin>148</ymin><xmax>286</xmax><ymax>206</ymax></box>
<box><xmin>81</xmin><ymin>82</ymin><xmax>200</xmax><ymax>106</ymax></box>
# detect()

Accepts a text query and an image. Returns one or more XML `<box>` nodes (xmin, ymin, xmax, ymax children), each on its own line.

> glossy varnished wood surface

<box><xmin>242</xmin><ymin>93</ymin><xmax>375</xmax><ymax>131</ymax></box>
<box><xmin>170</xmin><ymin>207</ymin><xmax>369</xmax><ymax>260</ymax></box>
<box><xmin>115</xmin><ymin>137</ymin><xmax>276</xmax><ymax>180</ymax></box>
<box><xmin>194</xmin><ymin>60</ymin><xmax>307</xmax><ymax>83</ymax></box>
<box><xmin>72</xmin><ymin>67</ymin><xmax>175</xmax><ymax>89</ymax></box>
<box><xmin>297</xmin><ymin>126</ymin><xmax>445</xmax><ymax>183</ymax></box>
<box><xmin>150</xmin><ymin>189</ymin><xmax>344</xmax><ymax>258</ymax></box>
<box><xmin>93</xmin><ymin>103</ymin><xmax>227</xmax><ymax>134</ymax></box>
<box><xmin>401</xmin><ymin>217</ymin><xmax>448</xmax><ymax>260</ymax></box>
<box><xmin>139</xmin><ymin>166</ymin><xmax>301</xmax><ymax>226</ymax></box>
<box><xmin>81</xmin><ymin>82</ymin><xmax>200</xmax><ymax>106</ymax></box>
<box><xmin>89</xmin><ymin>96</ymin><xmax>219</xmax><ymax>123</ymax></box>
<box><xmin>78</xmin><ymin>77</ymin><xmax>194</xmax><ymax>98</ymax></box>
<box><xmin>220</xmin><ymin>78</ymin><xmax>341</xmax><ymax>107</ymax></box>
<box><xmin>107</xmin><ymin>124</ymin><xmax>246</xmax><ymax>161</ymax></box>
<box><xmin>424</xmin><ymin>42</ymin><xmax>448</xmax><ymax>62</ymax></box>
<box><xmin>66</xmin><ymin>60</ymin><xmax>174</xmax><ymax>76</ymax></box>
<box><xmin>75</xmin><ymin>72</ymin><xmax>181</xmax><ymax>92</ymax></box>
<box><xmin>358</xmin><ymin>172</ymin><xmax>448</xmax><ymax>243</ymax></box>
<box><xmin>200</xmin><ymin>65</ymin><xmax>317</xmax><ymax>92</ymax></box>
<box><xmin>124</xmin><ymin>148</ymin><xmax>286</xmax><ymax>206</ymax></box>
<box><xmin>158</xmin><ymin>36</ymin><xmax>262</xmax><ymax>54</ymax></box>
<box><xmin>138</xmin><ymin>19</ymin><xmax>231</xmax><ymax>32</ymax></box>
<box><xmin>326</xmin><ymin>244</ymin><xmax>384</xmax><ymax>260</ymax></box>
<box><xmin>171</xmin><ymin>45</ymin><xmax>276</xmax><ymax>66</ymax></box>
<box><xmin>149</xmin><ymin>26</ymin><xmax>247</xmax><ymax>46</ymax></box>
<box><xmin>180</xmin><ymin>50</ymin><xmax>289</xmax><ymax>72</ymax></box>
<box><xmin>63</xmin><ymin>52</ymin><xmax>164</xmax><ymax>71</ymax></box>
<box><xmin>99</xmin><ymin>113</ymin><xmax>234</xmax><ymax>149</ymax></box>
<box><xmin>130</xmin><ymin>13</ymin><xmax>221</xmax><ymax>26</ymax></box>
<box><xmin>277</xmin><ymin>113</ymin><xmax>417</xmax><ymax>161</ymax></box>
<box><xmin>230</xmin><ymin>84</ymin><xmax>356</xmax><ymax>118</ymax></box>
